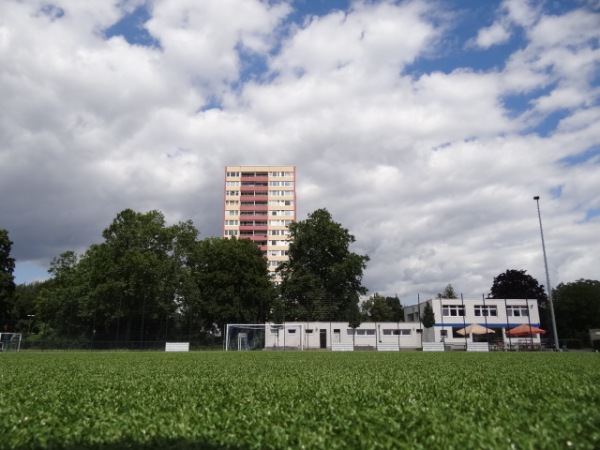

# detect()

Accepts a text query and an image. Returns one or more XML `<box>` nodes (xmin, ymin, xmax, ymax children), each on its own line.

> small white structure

<box><xmin>377</xmin><ymin>343</ymin><xmax>400</xmax><ymax>352</ymax></box>
<box><xmin>422</xmin><ymin>342</ymin><xmax>445</xmax><ymax>352</ymax></box>
<box><xmin>404</xmin><ymin>297</ymin><xmax>543</xmax><ymax>348</ymax></box>
<box><xmin>165</xmin><ymin>342</ymin><xmax>190</xmax><ymax>352</ymax></box>
<box><xmin>332</xmin><ymin>343</ymin><xmax>354</xmax><ymax>351</ymax></box>
<box><xmin>227</xmin><ymin>322</ymin><xmax>422</xmax><ymax>350</ymax></box>
<box><xmin>266</xmin><ymin>322</ymin><xmax>422</xmax><ymax>350</ymax></box>
<box><xmin>467</xmin><ymin>342</ymin><xmax>490</xmax><ymax>352</ymax></box>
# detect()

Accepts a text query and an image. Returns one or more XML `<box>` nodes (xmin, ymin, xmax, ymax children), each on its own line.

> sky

<box><xmin>1</xmin><ymin>0</ymin><xmax>599</xmax><ymax>303</ymax></box>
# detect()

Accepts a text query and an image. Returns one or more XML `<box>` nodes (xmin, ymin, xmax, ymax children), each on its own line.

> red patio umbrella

<box><xmin>506</xmin><ymin>324</ymin><xmax>546</xmax><ymax>336</ymax></box>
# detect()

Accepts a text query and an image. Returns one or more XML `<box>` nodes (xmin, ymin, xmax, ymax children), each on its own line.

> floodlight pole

<box><xmin>27</xmin><ymin>314</ymin><xmax>35</xmax><ymax>336</ymax></box>
<box><xmin>533</xmin><ymin>196</ymin><xmax>560</xmax><ymax>350</ymax></box>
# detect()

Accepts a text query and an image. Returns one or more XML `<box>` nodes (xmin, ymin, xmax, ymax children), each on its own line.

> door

<box><xmin>320</xmin><ymin>329</ymin><xmax>327</xmax><ymax>348</ymax></box>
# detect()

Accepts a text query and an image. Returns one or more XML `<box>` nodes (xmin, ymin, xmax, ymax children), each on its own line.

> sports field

<box><xmin>1</xmin><ymin>351</ymin><xmax>599</xmax><ymax>449</ymax></box>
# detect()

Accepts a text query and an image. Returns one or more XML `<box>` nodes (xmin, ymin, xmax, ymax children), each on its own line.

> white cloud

<box><xmin>271</xmin><ymin>0</ymin><xmax>438</xmax><ymax>76</ymax></box>
<box><xmin>556</xmin><ymin>107</ymin><xmax>600</xmax><ymax>132</ymax></box>
<box><xmin>146</xmin><ymin>0</ymin><xmax>290</xmax><ymax>89</ymax></box>
<box><xmin>471</xmin><ymin>0</ymin><xmax>541</xmax><ymax>50</ymax></box>
<box><xmin>528</xmin><ymin>7</ymin><xmax>600</xmax><ymax>48</ymax></box>
<box><xmin>474</xmin><ymin>22</ymin><xmax>511</xmax><ymax>49</ymax></box>
<box><xmin>498</xmin><ymin>4</ymin><xmax>600</xmax><ymax>133</ymax></box>
<box><xmin>532</xmin><ymin>86</ymin><xmax>590</xmax><ymax>113</ymax></box>
<box><xmin>502</xmin><ymin>0</ymin><xmax>541</xmax><ymax>28</ymax></box>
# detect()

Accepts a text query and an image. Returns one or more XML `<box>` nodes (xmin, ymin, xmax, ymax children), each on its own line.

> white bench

<box><xmin>165</xmin><ymin>342</ymin><xmax>190</xmax><ymax>352</ymax></box>
<box><xmin>377</xmin><ymin>343</ymin><xmax>400</xmax><ymax>351</ymax></box>
<box><xmin>467</xmin><ymin>342</ymin><xmax>489</xmax><ymax>352</ymax></box>
<box><xmin>422</xmin><ymin>342</ymin><xmax>445</xmax><ymax>352</ymax></box>
<box><xmin>332</xmin><ymin>343</ymin><xmax>354</xmax><ymax>351</ymax></box>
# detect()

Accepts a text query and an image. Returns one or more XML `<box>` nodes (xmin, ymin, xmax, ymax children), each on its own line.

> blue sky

<box><xmin>2</xmin><ymin>0</ymin><xmax>599</xmax><ymax>298</ymax></box>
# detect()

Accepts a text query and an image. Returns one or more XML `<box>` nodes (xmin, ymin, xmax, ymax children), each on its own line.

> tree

<box><xmin>421</xmin><ymin>302</ymin><xmax>435</xmax><ymax>328</ymax></box>
<box><xmin>553</xmin><ymin>279</ymin><xmax>600</xmax><ymax>344</ymax></box>
<box><xmin>11</xmin><ymin>281</ymin><xmax>48</xmax><ymax>334</ymax></box>
<box><xmin>278</xmin><ymin>209</ymin><xmax>369</xmax><ymax>321</ymax></box>
<box><xmin>189</xmin><ymin>237</ymin><xmax>275</xmax><ymax>333</ymax></box>
<box><xmin>489</xmin><ymin>269</ymin><xmax>551</xmax><ymax>331</ymax></box>
<box><xmin>36</xmin><ymin>251</ymin><xmax>87</xmax><ymax>338</ymax></box>
<box><xmin>0</xmin><ymin>229</ymin><xmax>16</xmax><ymax>332</ymax></box>
<box><xmin>14</xmin><ymin>209</ymin><xmax>286</xmax><ymax>346</ymax></box>
<box><xmin>81</xmin><ymin>209</ymin><xmax>200</xmax><ymax>342</ymax></box>
<box><xmin>361</xmin><ymin>293</ymin><xmax>404</xmax><ymax>322</ymax></box>
<box><xmin>489</xmin><ymin>270</ymin><xmax>547</xmax><ymax>300</ymax></box>
<box><xmin>438</xmin><ymin>284</ymin><xmax>457</xmax><ymax>299</ymax></box>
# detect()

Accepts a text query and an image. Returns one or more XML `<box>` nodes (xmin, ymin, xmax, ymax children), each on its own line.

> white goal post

<box><xmin>225</xmin><ymin>323</ymin><xmax>305</xmax><ymax>351</ymax></box>
<box><xmin>0</xmin><ymin>333</ymin><xmax>22</xmax><ymax>352</ymax></box>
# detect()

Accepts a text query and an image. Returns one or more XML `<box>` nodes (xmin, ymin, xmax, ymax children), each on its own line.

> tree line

<box><xmin>0</xmin><ymin>208</ymin><xmax>369</xmax><ymax>347</ymax></box>
<box><xmin>1</xmin><ymin>211</ymin><xmax>599</xmax><ymax>348</ymax></box>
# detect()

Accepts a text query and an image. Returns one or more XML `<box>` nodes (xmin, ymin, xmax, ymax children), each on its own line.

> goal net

<box><xmin>225</xmin><ymin>323</ymin><xmax>304</xmax><ymax>351</ymax></box>
<box><xmin>0</xmin><ymin>333</ymin><xmax>22</xmax><ymax>352</ymax></box>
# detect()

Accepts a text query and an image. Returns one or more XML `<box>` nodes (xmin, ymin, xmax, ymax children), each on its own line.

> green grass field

<box><xmin>1</xmin><ymin>351</ymin><xmax>599</xmax><ymax>450</ymax></box>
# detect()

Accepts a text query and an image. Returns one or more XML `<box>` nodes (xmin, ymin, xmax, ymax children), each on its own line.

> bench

<box><xmin>422</xmin><ymin>342</ymin><xmax>445</xmax><ymax>352</ymax></box>
<box><xmin>467</xmin><ymin>342</ymin><xmax>490</xmax><ymax>352</ymax></box>
<box><xmin>331</xmin><ymin>343</ymin><xmax>354</xmax><ymax>351</ymax></box>
<box><xmin>165</xmin><ymin>342</ymin><xmax>190</xmax><ymax>352</ymax></box>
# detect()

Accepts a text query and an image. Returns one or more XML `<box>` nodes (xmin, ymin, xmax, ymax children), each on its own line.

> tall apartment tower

<box><xmin>224</xmin><ymin>166</ymin><xmax>296</xmax><ymax>280</ymax></box>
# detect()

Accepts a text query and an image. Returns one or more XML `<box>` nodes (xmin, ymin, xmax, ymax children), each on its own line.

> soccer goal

<box><xmin>225</xmin><ymin>323</ymin><xmax>304</xmax><ymax>351</ymax></box>
<box><xmin>0</xmin><ymin>333</ymin><xmax>22</xmax><ymax>352</ymax></box>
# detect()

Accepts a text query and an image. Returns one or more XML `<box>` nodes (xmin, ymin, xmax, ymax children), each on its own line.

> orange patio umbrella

<box><xmin>506</xmin><ymin>324</ymin><xmax>546</xmax><ymax>336</ymax></box>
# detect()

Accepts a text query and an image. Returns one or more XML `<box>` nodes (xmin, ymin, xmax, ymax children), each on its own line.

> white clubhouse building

<box><xmin>226</xmin><ymin>298</ymin><xmax>543</xmax><ymax>351</ymax></box>
<box><xmin>404</xmin><ymin>297</ymin><xmax>543</xmax><ymax>348</ymax></box>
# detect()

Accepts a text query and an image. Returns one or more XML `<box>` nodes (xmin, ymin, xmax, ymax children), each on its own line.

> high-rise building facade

<box><xmin>224</xmin><ymin>166</ymin><xmax>296</xmax><ymax>280</ymax></box>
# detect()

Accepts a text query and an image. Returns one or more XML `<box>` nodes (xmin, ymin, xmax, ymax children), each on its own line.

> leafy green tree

<box><xmin>0</xmin><ymin>229</ymin><xmax>16</xmax><ymax>332</ymax></box>
<box><xmin>36</xmin><ymin>251</ymin><xmax>87</xmax><ymax>338</ymax></box>
<box><xmin>189</xmin><ymin>237</ymin><xmax>275</xmax><ymax>333</ymax></box>
<box><xmin>553</xmin><ymin>279</ymin><xmax>600</xmax><ymax>343</ymax></box>
<box><xmin>489</xmin><ymin>270</ymin><xmax>547</xmax><ymax>300</ymax></box>
<box><xmin>489</xmin><ymin>269</ymin><xmax>551</xmax><ymax>331</ymax></box>
<box><xmin>361</xmin><ymin>293</ymin><xmax>404</xmax><ymax>322</ymax></box>
<box><xmin>421</xmin><ymin>302</ymin><xmax>435</xmax><ymax>328</ymax></box>
<box><xmin>438</xmin><ymin>284</ymin><xmax>457</xmax><ymax>299</ymax></box>
<box><xmin>25</xmin><ymin>208</ymin><xmax>283</xmax><ymax>346</ymax></box>
<box><xmin>278</xmin><ymin>209</ymin><xmax>369</xmax><ymax>321</ymax></box>
<box><xmin>82</xmin><ymin>209</ymin><xmax>200</xmax><ymax>342</ymax></box>
<box><xmin>12</xmin><ymin>281</ymin><xmax>48</xmax><ymax>334</ymax></box>
<box><xmin>9</xmin><ymin>281</ymin><xmax>46</xmax><ymax>333</ymax></box>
